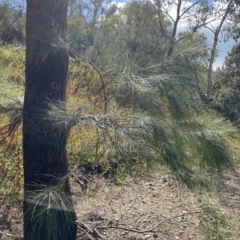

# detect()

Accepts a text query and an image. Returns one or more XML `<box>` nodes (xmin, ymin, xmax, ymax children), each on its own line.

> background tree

<box><xmin>204</xmin><ymin>0</ymin><xmax>237</xmax><ymax>100</ymax></box>
<box><xmin>0</xmin><ymin>0</ymin><xmax>25</xmax><ymax>45</ymax></box>
<box><xmin>85</xmin><ymin>1</ymin><xmax>170</xmax><ymax>68</ymax></box>
<box><xmin>213</xmin><ymin>43</ymin><xmax>240</xmax><ymax>125</ymax></box>
<box><xmin>67</xmin><ymin>14</ymin><xmax>91</xmax><ymax>54</ymax></box>
<box><xmin>23</xmin><ymin>0</ymin><xmax>76</xmax><ymax>239</ymax></box>
<box><xmin>68</xmin><ymin>0</ymin><xmax>108</xmax><ymax>26</ymax></box>
<box><xmin>154</xmin><ymin>0</ymin><xmax>239</xmax><ymax>102</ymax></box>
<box><xmin>155</xmin><ymin>0</ymin><xmax>210</xmax><ymax>57</ymax></box>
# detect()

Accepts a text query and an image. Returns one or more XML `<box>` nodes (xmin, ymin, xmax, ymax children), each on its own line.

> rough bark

<box><xmin>23</xmin><ymin>0</ymin><xmax>77</xmax><ymax>239</ymax></box>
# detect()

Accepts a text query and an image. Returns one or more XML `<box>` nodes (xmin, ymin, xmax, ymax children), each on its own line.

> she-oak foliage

<box><xmin>63</xmin><ymin>1</ymin><xmax>237</xmax><ymax>187</ymax></box>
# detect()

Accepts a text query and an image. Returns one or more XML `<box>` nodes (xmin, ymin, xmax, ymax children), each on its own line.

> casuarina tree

<box><xmin>23</xmin><ymin>0</ymin><xmax>77</xmax><ymax>239</ymax></box>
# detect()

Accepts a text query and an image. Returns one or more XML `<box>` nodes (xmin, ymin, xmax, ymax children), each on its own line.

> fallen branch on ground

<box><xmin>76</xmin><ymin>210</ymin><xmax>201</xmax><ymax>239</ymax></box>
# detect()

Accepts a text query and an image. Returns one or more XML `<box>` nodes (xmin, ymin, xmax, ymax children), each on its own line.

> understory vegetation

<box><xmin>1</xmin><ymin>43</ymin><xmax>239</xmax><ymax>197</ymax></box>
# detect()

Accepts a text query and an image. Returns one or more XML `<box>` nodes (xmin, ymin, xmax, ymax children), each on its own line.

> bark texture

<box><xmin>23</xmin><ymin>0</ymin><xmax>76</xmax><ymax>239</ymax></box>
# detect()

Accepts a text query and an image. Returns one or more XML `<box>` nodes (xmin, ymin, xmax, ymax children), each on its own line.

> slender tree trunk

<box><xmin>155</xmin><ymin>0</ymin><xmax>167</xmax><ymax>37</ymax></box>
<box><xmin>167</xmin><ymin>0</ymin><xmax>181</xmax><ymax>57</ymax></box>
<box><xmin>167</xmin><ymin>17</ymin><xmax>179</xmax><ymax>57</ymax></box>
<box><xmin>23</xmin><ymin>0</ymin><xmax>77</xmax><ymax>239</ymax></box>
<box><xmin>3</xmin><ymin>14</ymin><xmax>21</xmax><ymax>45</ymax></box>
<box><xmin>206</xmin><ymin>0</ymin><xmax>233</xmax><ymax>99</ymax></box>
<box><xmin>206</xmin><ymin>30</ymin><xmax>218</xmax><ymax>99</ymax></box>
<box><xmin>90</xmin><ymin>0</ymin><xmax>103</xmax><ymax>27</ymax></box>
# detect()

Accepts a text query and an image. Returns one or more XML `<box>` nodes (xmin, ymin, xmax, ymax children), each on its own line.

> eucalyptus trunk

<box><xmin>23</xmin><ymin>0</ymin><xmax>76</xmax><ymax>239</ymax></box>
<box><xmin>206</xmin><ymin>0</ymin><xmax>233</xmax><ymax>100</ymax></box>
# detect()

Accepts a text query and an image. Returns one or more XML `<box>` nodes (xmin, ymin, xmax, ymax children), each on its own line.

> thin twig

<box><xmin>77</xmin><ymin>221</ymin><xmax>105</xmax><ymax>239</ymax></box>
<box><xmin>58</xmin><ymin>41</ymin><xmax>108</xmax><ymax>114</ymax></box>
<box><xmin>96</xmin><ymin>210</ymin><xmax>201</xmax><ymax>234</ymax></box>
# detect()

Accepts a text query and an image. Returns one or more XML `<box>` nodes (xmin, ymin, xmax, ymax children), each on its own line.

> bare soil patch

<box><xmin>0</xmin><ymin>170</ymin><xmax>240</xmax><ymax>240</ymax></box>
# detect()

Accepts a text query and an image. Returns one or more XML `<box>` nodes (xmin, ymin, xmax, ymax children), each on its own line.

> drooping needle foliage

<box><xmin>42</xmin><ymin>35</ymin><xmax>238</xmax><ymax>188</ymax></box>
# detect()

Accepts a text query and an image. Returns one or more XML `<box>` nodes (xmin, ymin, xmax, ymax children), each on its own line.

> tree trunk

<box><xmin>23</xmin><ymin>0</ymin><xmax>77</xmax><ymax>239</ymax></box>
<box><xmin>206</xmin><ymin>0</ymin><xmax>233</xmax><ymax>100</ymax></box>
<box><xmin>167</xmin><ymin>17</ymin><xmax>179</xmax><ymax>57</ymax></box>
<box><xmin>206</xmin><ymin>31</ymin><xmax>218</xmax><ymax>99</ymax></box>
<box><xmin>167</xmin><ymin>0</ymin><xmax>181</xmax><ymax>57</ymax></box>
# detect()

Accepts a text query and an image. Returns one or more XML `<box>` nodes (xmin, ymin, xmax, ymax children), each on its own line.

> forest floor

<box><xmin>0</xmin><ymin>167</ymin><xmax>240</xmax><ymax>240</ymax></box>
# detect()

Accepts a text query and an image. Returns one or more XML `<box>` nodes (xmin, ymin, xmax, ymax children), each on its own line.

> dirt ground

<box><xmin>0</xmin><ymin>170</ymin><xmax>240</xmax><ymax>240</ymax></box>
